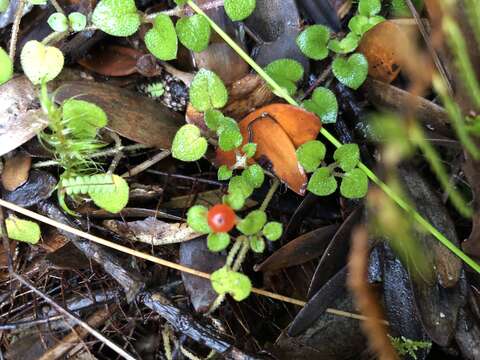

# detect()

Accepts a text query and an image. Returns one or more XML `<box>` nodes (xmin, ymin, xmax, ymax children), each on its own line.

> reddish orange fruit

<box><xmin>207</xmin><ymin>204</ymin><xmax>236</xmax><ymax>233</ymax></box>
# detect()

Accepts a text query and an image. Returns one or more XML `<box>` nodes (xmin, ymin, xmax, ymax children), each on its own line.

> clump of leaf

<box><xmin>298</xmin><ymin>142</ymin><xmax>368</xmax><ymax>199</ymax></box>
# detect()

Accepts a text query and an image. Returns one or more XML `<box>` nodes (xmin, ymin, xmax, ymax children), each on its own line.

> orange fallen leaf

<box><xmin>216</xmin><ymin>104</ymin><xmax>321</xmax><ymax>195</ymax></box>
<box><xmin>358</xmin><ymin>21</ymin><xmax>407</xmax><ymax>83</ymax></box>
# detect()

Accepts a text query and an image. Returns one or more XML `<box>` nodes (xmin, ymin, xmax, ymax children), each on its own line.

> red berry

<box><xmin>207</xmin><ymin>204</ymin><xmax>236</xmax><ymax>233</ymax></box>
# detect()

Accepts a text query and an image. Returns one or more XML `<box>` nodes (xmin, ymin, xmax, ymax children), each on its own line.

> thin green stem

<box><xmin>187</xmin><ymin>0</ymin><xmax>480</xmax><ymax>274</ymax></box>
<box><xmin>260</xmin><ymin>179</ymin><xmax>280</xmax><ymax>212</ymax></box>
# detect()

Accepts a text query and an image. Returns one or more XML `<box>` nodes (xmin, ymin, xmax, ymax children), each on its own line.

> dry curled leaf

<box><xmin>217</xmin><ymin>104</ymin><xmax>321</xmax><ymax>195</ymax></box>
<box><xmin>358</xmin><ymin>21</ymin><xmax>407</xmax><ymax>83</ymax></box>
<box><xmin>78</xmin><ymin>45</ymin><xmax>144</xmax><ymax>77</ymax></box>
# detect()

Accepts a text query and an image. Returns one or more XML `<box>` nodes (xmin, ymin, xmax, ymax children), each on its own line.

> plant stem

<box><xmin>232</xmin><ymin>237</ymin><xmax>249</xmax><ymax>272</ymax></box>
<box><xmin>186</xmin><ymin>0</ymin><xmax>480</xmax><ymax>274</ymax></box>
<box><xmin>9</xmin><ymin>0</ymin><xmax>25</xmax><ymax>60</ymax></box>
<box><xmin>260</xmin><ymin>179</ymin><xmax>280</xmax><ymax>212</ymax></box>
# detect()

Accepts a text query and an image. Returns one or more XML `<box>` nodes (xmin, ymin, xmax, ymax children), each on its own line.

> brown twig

<box><xmin>8</xmin><ymin>0</ymin><xmax>25</xmax><ymax>60</ymax></box>
<box><xmin>121</xmin><ymin>149</ymin><xmax>171</xmax><ymax>178</ymax></box>
<box><xmin>347</xmin><ymin>226</ymin><xmax>398</xmax><ymax>360</ymax></box>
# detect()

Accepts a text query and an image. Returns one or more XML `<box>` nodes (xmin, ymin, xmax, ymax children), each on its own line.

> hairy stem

<box><xmin>260</xmin><ymin>179</ymin><xmax>280</xmax><ymax>212</ymax></box>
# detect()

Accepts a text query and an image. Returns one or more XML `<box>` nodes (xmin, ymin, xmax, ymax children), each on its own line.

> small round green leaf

<box><xmin>211</xmin><ymin>266</ymin><xmax>252</xmax><ymax>301</ymax></box>
<box><xmin>296</xmin><ymin>140</ymin><xmax>326</xmax><ymax>173</ymax></box>
<box><xmin>0</xmin><ymin>0</ymin><xmax>9</xmax><ymax>12</ymax></box>
<box><xmin>307</xmin><ymin>167</ymin><xmax>337</xmax><ymax>196</ymax></box>
<box><xmin>21</xmin><ymin>40</ymin><xmax>64</xmax><ymax>85</ymax></box>
<box><xmin>223</xmin><ymin>191</ymin><xmax>245</xmax><ymax>210</ymax></box>
<box><xmin>340</xmin><ymin>168</ymin><xmax>368</xmax><ymax>199</ymax></box>
<box><xmin>208</xmin><ymin>232</ymin><xmax>230</xmax><ymax>251</ymax></box>
<box><xmin>62</xmin><ymin>99</ymin><xmax>108</xmax><ymax>138</ymax></box>
<box><xmin>48</xmin><ymin>12</ymin><xmax>68</xmax><ymax>32</ymax></box>
<box><xmin>218</xmin><ymin>165</ymin><xmax>233</xmax><ymax>180</ymax></box>
<box><xmin>205</xmin><ymin>109</ymin><xmax>224</xmax><ymax>131</ymax></box>
<box><xmin>327</xmin><ymin>32</ymin><xmax>360</xmax><ymax>54</ymax></box>
<box><xmin>348</xmin><ymin>14</ymin><xmax>384</xmax><ymax>36</ymax></box>
<box><xmin>262</xmin><ymin>221</ymin><xmax>282</xmax><ymax>241</ymax></box>
<box><xmin>218</xmin><ymin>128</ymin><xmax>242</xmax><ymax>151</ymax></box>
<box><xmin>296</xmin><ymin>24</ymin><xmax>330</xmax><ymax>60</ymax></box>
<box><xmin>332</xmin><ymin>53</ymin><xmax>368</xmax><ymax>90</ymax></box>
<box><xmin>145</xmin><ymin>14</ymin><xmax>178</xmax><ymax>61</ymax></box>
<box><xmin>302</xmin><ymin>87</ymin><xmax>338</xmax><ymax>124</ymax></box>
<box><xmin>249</xmin><ymin>235</ymin><xmax>265</xmax><ymax>253</ymax></box>
<box><xmin>174</xmin><ymin>0</ymin><xmax>187</xmax><ymax>4</ymax></box>
<box><xmin>228</xmin><ymin>175</ymin><xmax>253</xmax><ymax>200</ymax></box>
<box><xmin>242</xmin><ymin>143</ymin><xmax>257</xmax><ymax>158</ymax></box>
<box><xmin>172</xmin><ymin>124</ymin><xmax>208</xmax><ymax>162</ymax></box>
<box><xmin>176</xmin><ymin>14</ymin><xmax>211</xmax><ymax>52</ymax></box>
<box><xmin>236</xmin><ymin>210</ymin><xmax>267</xmax><ymax>235</ymax></box>
<box><xmin>0</xmin><ymin>46</ymin><xmax>13</xmax><ymax>85</ymax></box>
<box><xmin>68</xmin><ymin>12</ymin><xmax>87</xmax><ymax>32</ymax></box>
<box><xmin>242</xmin><ymin>164</ymin><xmax>264</xmax><ymax>188</ymax></box>
<box><xmin>359</xmin><ymin>0</ymin><xmax>381</xmax><ymax>16</ymax></box>
<box><xmin>5</xmin><ymin>217</ymin><xmax>41</xmax><ymax>244</ymax></box>
<box><xmin>189</xmin><ymin>69</ymin><xmax>228</xmax><ymax>111</ymax></box>
<box><xmin>265</xmin><ymin>58</ymin><xmax>304</xmax><ymax>96</ymax></box>
<box><xmin>90</xmin><ymin>175</ymin><xmax>129</xmax><ymax>213</ymax></box>
<box><xmin>187</xmin><ymin>205</ymin><xmax>210</xmax><ymax>233</ymax></box>
<box><xmin>333</xmin><ymin>143</ymin><xmax>360</xmax><ymax>172</ymax></box>
<box><xmin>92</xmin><ymin>0</ymin><xmax>140</xmax><ymax>37</ymax></box>
<box><xmin>224</xmin><ymin>0</ymin><xmax>256</xmax><ymax>21</ymax></box>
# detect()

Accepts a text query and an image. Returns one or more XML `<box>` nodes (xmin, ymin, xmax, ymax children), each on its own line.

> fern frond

<box><xmin>61</xmin><ymin>174</ymin><xmax>117</xmax><ymax>195</ymax></box>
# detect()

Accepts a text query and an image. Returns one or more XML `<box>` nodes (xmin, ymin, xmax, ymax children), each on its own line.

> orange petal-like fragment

<box><xmin>358</xmin><ymin>21</ymin><xmax>407</xmax><ymax>83</ymax></box>
<box><xmin>216</xmin><ymin>104</ymin><xmax>321</xmax><ymax>195</ymax></box>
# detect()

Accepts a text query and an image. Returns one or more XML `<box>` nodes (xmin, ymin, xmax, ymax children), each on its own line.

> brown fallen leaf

<box><xmin>1</xmin><ymin>152</ymin><xmax>32</xmax><ymax>191</ymax></box>
<box><xmin>217</xmin><ymin>104</ymin><xmax>321</xmax><ymax>195</ymax></box>
<box><xmin>78</xmin><ymin>45</ymin><xmax>144</xmax><ymax>77</ymax></box>
<box><xmin>54</xmin><ymin>81</ymin><xmax>184</xmax><ymax>148</ymax></box>
<box><xmin>104</xmin><ymin>217</ymin><xmax>201</xmax><ymax>245</ymax></box>
<box><xmin>358</xmin><ymin>21</ymin><xmax>407</xmax><ymax>83</ymax></box>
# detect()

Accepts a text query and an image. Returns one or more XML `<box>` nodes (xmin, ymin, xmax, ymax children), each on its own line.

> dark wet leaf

<box><xmin>78</xmin><ymin>45</ymin><xmax>144</xmax><ymax>76</ymax></box>
<box><xmin>3</xmin><ymin>170</ymin><xmax>56</xmax><ymax>207</ymax></box>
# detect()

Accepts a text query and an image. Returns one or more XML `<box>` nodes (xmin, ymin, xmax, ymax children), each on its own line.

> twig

<box><xmin>49</xmin><ymin>0</ymin><xmax>64</xmax><ymax>14</ymax></box>
<box><xmin>121</xmin><ymin>149</ymin><xmax>171</xmax><ymax>178</ymax></box>
<box><xmin>299</xmin><ymin>64</ymin><xmax>333</xmax><ymax>101</ymax></box>
<box><xmin>107</xmin><ymin>132</ymin><xmax>123</xmax><ymax>174</ymax></box>
<box><xmin>10</xmin><ymin>273</ymin><xmax>135</xmax><ymax>360</ymax></box>
<box><xmin>347</xmin><ymin>226</ymin><xmax>398</xmax><ymax>360</ymax></box>
<box><xmin>8</xmin><ymin>0</ymin><xmax>25</xmax><ymax>60</ymax></box>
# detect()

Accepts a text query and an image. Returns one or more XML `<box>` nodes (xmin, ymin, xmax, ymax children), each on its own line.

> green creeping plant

<box><xmin>389</xmin><ymin>335</ymin><xmax>431</xmax><ymax>360</ymax></box>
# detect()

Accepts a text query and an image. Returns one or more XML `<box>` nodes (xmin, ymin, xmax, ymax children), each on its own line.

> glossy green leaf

<box><xmin>224</xmin><ymin>0</ymin><xmax>256</xmax><ymax>21</ymax></box>
<box><xmin>332</xmin><ymin>53</ymin><xmax>368</xmax><ymax>90</ymax></box>
<box><xmin>242</xmin><ymin>143</ymin><xmax>257</xmax><ymax>158</ymax></box>
<box><xmin>249</xmin><ymin>235</ymin><xmax>265</xmax><ymax>253</ymax></box>
<box><xmin>211</xmin><ymin>266</ymin><xmax>252</xmax><ymax>301</ymax></box>
<box><xmin>21</xmin><ymin>41</ymin><xmax>64</xmax><ymax>85</ymax></box>
<box><xmin>176</xmin><ymin>14</ymin><xmax>211</xmax><ymax>52</ymax></box>
<box><xmin>187</xmin><ymin>205</ymin><xmax>211</xmax><ymax>233</ymax></box>
<box><xmin>296</xmin><ymin>140</ymin><xmax>326</xmax><ymax>173</ymax></box>
<box><xmin>218</xmin><ymin>128</ymin><xmax>242</xmax><ymax>151</ymax></box>
<box><xmin>303</xmin><ymin>87</ymin><xmax>338</xmax><ymax>124</ymax></box>
<box><xmin>62</xmin><ymin>99</ymin><xmax>108</xmax><ymax>139</ymax></box>
<box><xmin>189</xmin><ymin>69</ymin><xmax>228</xmax><ymax>111</ymax></box>
<box><xmin>145</xmin><ymin>14</ymin><xmax>178</xmax><ymax>61</ymax></box>
<box><xmin>48</xmin><ymin>12</ymin><xmax>68</xmax><ymax>32</ymax></box>
<box><xmin>92</xmin><ymin>0</ymin><xmax>140</xmax><ymax>37</ymax></box>
<box><xmin>340</xmin><ymin>168</ymin><xmax>368</xmax><ymax>198</ymax></box>
<box><xmin>359</xmin><ymin>0</ymin><xmax>381</xmax><ymax>16</ymax></box>
<box><xmin>307</xmin><ymin>167</ymin><xmax>337</xmax><ymax>196</ymax></box>
<box><xmin>68</xmin><ymin>12</ymin><xmax>87</xmax><ymax>32</ymax></box>
<box><xmin>228</xmin><ymin>175</ymin><xmax>253</xmax><ymax>200</ymax></box>
<box><xmin>262</xmin><ymin>221</ymin><xmax>282</xmax><ymax>241</ymax></box>
<box><xmin>236</xmin><ymin>210</ymin><xmax>267</xmax><ymax>235</ymax></box>
<box><xmin>204</xmin><ymin>109</ymin><xmax>224</xmax><ymax>131</ymax></box>
<box><xmin>242</xmin><ymin>164</ymin><xmax>264</xmax><ymax>188</ymax></box>
<box><xmin>5</xmin><ymin>217</ymin><xmax>41</xmax><ymax>244</ymax></box>
<box><xmin>333</xmin><ymin>143</ymin><xmax>360</xmax><ymax>172</ymax></box>
<box><xmin>89</xmin><ymin>175</ymin><xmax>129</xmax><ymax>213</ymax></box>
<box><xmin>328</xmin><ymin>32</ymin><xmax>360</xmax><ymax>54</ymax></box>
<box><xmin>208</xmin><ymin>232</ymin><xmax>230</xmax><ymax>251</ymax></box>
<box><xmin>296</xmin><ymin>24</ymin><xmax>330</xmax><ymax>60</ymax></box>
<box><xmin>218</xmin><ymin>165</ymin><xmax>233</xmax><ymax>180</ymax></box>
<box><xmin>0</xmin><ymin>46</ymin><xmax>13</xmax><ymax>85</ymax></box>
<box><xmin>349</xmin><ymin>14</ymin><xmax>384</xmax><ymax>35</ymax></box>
<box><xmin>172</xmin><ymin>124</ymin><xmax>208</xmax><ymax>162</ymax></box>
<box><xmin>265</xmin><ymin>58</ymin><xmax>304</xmax><ymax>96</ymax></box>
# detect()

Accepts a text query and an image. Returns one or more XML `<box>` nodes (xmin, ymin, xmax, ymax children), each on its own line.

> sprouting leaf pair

<box><xmin>47</xmin><ymin>12</ymin><xmax>87</xmax><ymax>33</ymax></box>
<box><xmin>296</xmin><ymin>142</ymin><xmax>368</xmax><ymax>198</ymax></box>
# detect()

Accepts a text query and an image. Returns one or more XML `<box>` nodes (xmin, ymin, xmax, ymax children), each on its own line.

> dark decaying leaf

<box><xmin>0</xmin><ymin>77</ymin><xmax>48</xmax><ymax>157</ymax></box>
<box><xmin>1</xmin><ymin>152</ymin><xmax>32</xmax><ymax>191</ymax></box>
<box><xmin>103</xmin><ymin>217</ymin><xmax>201</xmax><ymax>245</ymax></box>
<box><xmin>455</xmin><ymin>306</ymin><xmax>480</xmax><ymax>360</ymax></box>
<box><xmin>3</xmin><ymin>170</ymin><xmax>56</xmax><ymax>207</ymax></box>
<box><xmin>180</xmin><ymin>237</ymin><xmax>226</xmax><ymax>313</ymax></box>
<box><xmin>308</xmin><ymin>206</ymin><xmax>363</xmax><ymax>297</ymax></box>
<box><xmin>255</xmin><ymin>224</ymin><xmax>339</xmax><ymax>272</ymax></box>
<box><xmin>462</xmin><ymin>156</ymin><xmax>480</xmax><ymax>258</ymax></box>
<box><xmin>78</xmin><ymin>45</ymin><xmax>144</xmax><ymax>77</ymax></box>
<box><xmin>54</xmin><ymin>81</ymin><xmax>183</xmax><ymax>148</ymax></box>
